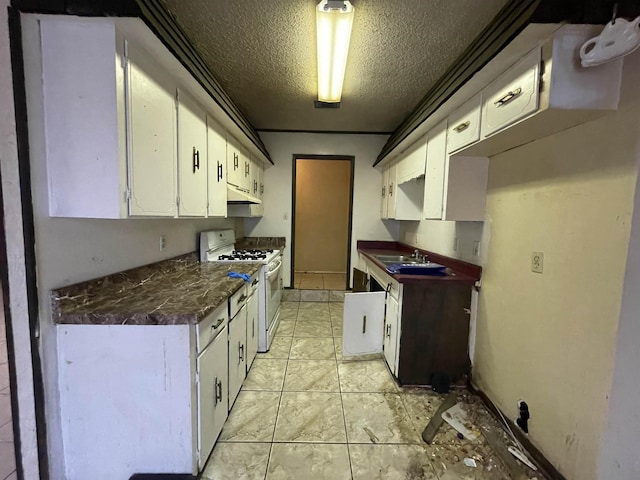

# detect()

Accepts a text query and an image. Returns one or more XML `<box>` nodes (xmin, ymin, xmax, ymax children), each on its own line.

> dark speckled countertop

<box><xmin>236</xmin><ymin>236</ymin><xmax>286</xmax><ymax>251</ymax></box>
<box><xmin>51</xmin><ymin>254</ymin><xmax>262</xmax><ymax>325</ymax></box>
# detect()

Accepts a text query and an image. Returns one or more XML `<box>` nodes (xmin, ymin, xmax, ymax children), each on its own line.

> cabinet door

<box><xmin>423</xmin><ymin>120</ymin><xmax>447</xmax><ymax>220</ymax></box>
<box><xmin>342</xmin><ymin>292</ymin><xmax>386</xmax><ymax>357</ymax></box>
<box><xmin>126</xmin><ymin>43</ymin><xmax>177</xmax><ymax>217</ymax></box>
<box><xmin>228</xmin><ymin>307</ymin><xmax>247</xmax><ymax>409</ymax></box>
<box><xmin>197</xmin><ymin>328</ymin><xmax>228</xmax><ymax>471</ymax></box>
<box><xmin>380</xmin><ymin>167</ymin><xmax>389</xmax><ymax>219</ymax></box>
<box><xmin>246</xmin><ymin>290</ymin><xmax>259</xmax><ymax>371</ymax></box>
<box><xmin>383</xmin><ymin>295</ymin><xmax>400</xmax><ymax>376</ymax></box>
<box><xmin>396</xmin><ymin>139</ymin><xmax>426</xmax><ymax>184</ymax></box>
<box><xmin>177</xmin><ymin>90</ymin><xmax>207</xmax><ymax>216</ymax></box>
<box><xmin>207</xmin><ymin>118</ymin><xmax>227</xmax><ymax>217</ymax></box>
<box><xmin>240</xmin><ymin>148</ymin><xmax>252</xmax><ymax>193</ymax></box>
<box><xmin>226</xmin><ymin>137</ymin><xmax>243</xmax><ymax>189</ymax></box>
<box><xmin>386</xmin><ymin>164</ymin><xmax>397</xmax><ymax>219</ymax></box>
<box><xmin>257</xmin><ymin>162</ymin><xmax>265</xmax><ymax>200</ymax></box>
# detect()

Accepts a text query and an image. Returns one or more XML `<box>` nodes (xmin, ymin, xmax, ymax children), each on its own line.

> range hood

<box><xmin>227</xmin><ymin>184</ymin><xmax>262</xmax><ymax>204</ymax></box>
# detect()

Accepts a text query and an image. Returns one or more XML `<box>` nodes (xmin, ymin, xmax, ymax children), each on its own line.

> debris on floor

<box><xmin>442</xmin><ymin>402</ymin><xmax>481</xmax><ymax>441</ymax></box>
<box><xmin>421</xmin><ymin>391</ymin><xmax>457</xmax><ymax>444</ymax></box>
<box><xmin>464</xmin><ymin>458</ymin><xmax>478</xmax><ymax>468</ymax></box>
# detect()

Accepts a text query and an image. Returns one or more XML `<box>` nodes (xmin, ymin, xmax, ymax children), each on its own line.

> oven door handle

<box><xmin>266</xmin><ymin>259</ymin><xmax>283</xmax><ymax>279</ymax></box>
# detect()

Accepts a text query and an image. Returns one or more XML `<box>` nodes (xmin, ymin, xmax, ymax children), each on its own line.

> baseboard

<box><xmin>470</xmin><ymin>384</ymin><xmax>567</xmax><ymax>480</ymax></box>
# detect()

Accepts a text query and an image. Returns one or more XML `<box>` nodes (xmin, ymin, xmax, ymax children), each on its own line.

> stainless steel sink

<box><xmin>374</xmin><ymin>254</ymin><xmax>420</xmax><ymax>265</ymax></box>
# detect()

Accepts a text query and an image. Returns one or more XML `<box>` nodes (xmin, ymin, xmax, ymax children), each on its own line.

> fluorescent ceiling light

<box><xmin>316</xmin><ymin>0</ymin><xmax>354</xmax><ymax>103</ymax></box>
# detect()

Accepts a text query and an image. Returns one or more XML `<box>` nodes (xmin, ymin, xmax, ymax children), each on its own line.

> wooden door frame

<box><xmin>291</xmin><ymin>155</ymin><xmax>355</xmax><ymax>290</ymax></box>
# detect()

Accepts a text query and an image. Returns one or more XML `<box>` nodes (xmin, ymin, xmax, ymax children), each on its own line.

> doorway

<box><xmin>292</xmin><ymin>155</ymin><xmax>354</xmax><ymax>290</ymax></box>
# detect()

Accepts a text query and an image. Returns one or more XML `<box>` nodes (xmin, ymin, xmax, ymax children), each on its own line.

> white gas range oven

<box><xmin>200</xmin><ymin>229</ymin><xmax>283</xmax><ymax>352</ymax></box>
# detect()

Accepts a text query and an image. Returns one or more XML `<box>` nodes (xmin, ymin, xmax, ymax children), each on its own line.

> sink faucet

<box><xmin>412</xmin><ymin>249</ymin><xmax>428</xmax><ymax>263</ymax></box>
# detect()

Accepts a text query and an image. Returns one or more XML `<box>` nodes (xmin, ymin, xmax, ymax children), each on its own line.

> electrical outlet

<box><xmin>473</xmin><ymin>241</ymin><xmax>480</xmax><ymax>256</ymax></box>
<box><xmin>159</xmin><ymin>235</ymin><xmax>167</xmax><ymax>251</ymax></box>
<box><xmin>416</xmin><ymin>234</ymin><xmax>423</xmax><ymax>244</ymax></box>
<box><xmin>531</xmin><ymin>252</ymin><xmax>544</xmax><ymax>273</ymax></box>
<box><xmin>453</xmin><ymin>237</ymin><xmax>459</xmax><ymax>252</ymax></box>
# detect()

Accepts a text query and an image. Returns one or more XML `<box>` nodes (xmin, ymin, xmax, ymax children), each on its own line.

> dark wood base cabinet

<box><xmin>396</xmin><ymin>282</ymin><xmax>471</xmax><ymax>386</ymax></box>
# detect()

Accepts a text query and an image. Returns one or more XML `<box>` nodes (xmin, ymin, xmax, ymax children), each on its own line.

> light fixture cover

<box><xmin>316</xmin><ymin>0</ymin><xmax>354</xmax><ymax>103</ymax></box>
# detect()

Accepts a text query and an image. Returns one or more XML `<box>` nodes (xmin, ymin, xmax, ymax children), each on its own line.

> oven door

<box><xmin>265</xmin><ymin>256</ymin><xmax>283</xmax><ymax>329</ymax></box>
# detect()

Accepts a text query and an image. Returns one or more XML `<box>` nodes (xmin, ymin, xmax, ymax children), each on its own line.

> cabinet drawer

<box><xmin>482</xmin><ymin>48</ymin><xmax>541</xmax><ymax>137</ymax></box>
<box><xmin>248</xmin><ymin>270</ymin><xmax>260</xmax><ymax>295</ymax></box>
<box><xmin>229</xmin><ymin>284</ymin><xmax>248</xmax><ymax>319</ymax></box>
<box><xmin>197</xmin><ymin>302</ymin><xmax>228</xmax><ymax>353</ymax></box>
<box><xmin>447</xmin><ymin>94</ymin><xmax>481</xmax><ymax>153</ymax></box>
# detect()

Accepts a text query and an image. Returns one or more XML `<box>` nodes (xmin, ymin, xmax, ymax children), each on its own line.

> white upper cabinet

<box><xmin>34</xmin><ymin>16</ymin><xmax>268</xmax><ymax>219</ymax></box>
<box><xmin>177</xmin><ymin>89</ymin><xmax>208</xmax><ymax>217</ymax></box>
<box><xmin>396</xmin><ymin>138</ymin><xmax>426</xmax><ymax>185</ymax></box>
<box><xmin>423</xmin><ymin>121</ymin><xmax>447</xmax><ymax>220</ymax></box>
<box><xmin>481</xmin><ymin>48</ymin><xmax>540</xmax><ymax>137</ymax></box>
<box><xmin>207</xmin><ymin>117</ymin><xmax>228</xmax><ymax>217</ymax></box>
<box><xmin>447</xmin><ymin>94</ymin><xmax>482</xmax><ymax>153</ymax></box>
<box><xmin>226</xmin><ymin>136</ymin><xmax>253</xmax><ymax>194</ymax></box>
<box><xmin>464</xmin><ymin>26</ymin><xmax>622</xmax><ymax>156</ymax></box>
<box><xmin>386</xmin><ymin>163</ymin><xmax>397</xmax><ymax>220</ymax></box>
<box><xmin>40</xmin><ymin>19</ymin><xmax>128</xmax><ymax>218</ymax></box>
<box><xmin>126</xmin><ymin>42</ymin><xmax>178</xmax><ymax>217</ymax></box>
<box><xmin>380</xmin><ymin>160</ymin><xmax>423</xmax><ymax>221</ymax></box>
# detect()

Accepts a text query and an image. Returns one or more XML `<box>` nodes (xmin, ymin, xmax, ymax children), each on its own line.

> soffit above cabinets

<box><xmin>160</xmin><ymin>0</ymin><xmax>511</xmax><ymax>133</ymax></box>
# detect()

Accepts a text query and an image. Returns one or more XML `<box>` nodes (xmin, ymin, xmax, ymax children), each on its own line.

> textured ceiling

<box><xmin>161</xmin><ymin>0</ymin><xmax>510</xmax><ymax>133</ymax></box>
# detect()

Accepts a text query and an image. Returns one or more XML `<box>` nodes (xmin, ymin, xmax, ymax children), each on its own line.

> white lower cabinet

<box><xmin>383</xmin><ymin>294</ymin><xmax>400</xmax><ymax>376</ymax></box>
<box><xmin>197</xmin><ymin>326</ymin><xmax>228</xmax><ymax>470</ymax></box>
<box><xmin>342</xmin><ymin>292</ymin><xmax>386</xmax><ymax>357</ymax></box>
<box><xmin>343</xmin><ymin>268</ymin><xmax>401</xmax><ymax>377</ymax></box>
<box><xmin>246</xmin><ymin>286</ymin><xmax>259</xmax><ymax>370</ymax></box>
<box><xmin>228</xmin><ymin>305</ymin><xmax>247</xmax><ymax>409</ymax></box>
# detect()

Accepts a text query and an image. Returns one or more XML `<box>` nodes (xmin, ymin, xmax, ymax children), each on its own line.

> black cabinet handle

<box><xmin>245</xmin><ymin>162</ymin><xmax>250</xmax><ymax>177</ymax></box>
<box><xmin>260</xmin><ymin>184</ymin><xmax>264</xmax><ymax>195</ymax></box>
<box><xmin>217</xmin><ymin>162</ymin><xmax>223</xmax><ymax>182</ymax></box>
<box><xmin>239</xmin><ymin>342</ymin><xmax>244</xmax><ymax>362</ymax></box>
<box><xmin>237</xmin><ymin>294</ymin><xmax>247</xmax><ymax>305</ymax></box>
<box><xmin>233</xmin><ymin>153</ymin><xmax>239</xmax><ymax>170</ymax></box>
<box><xmin>192</xmin><ymin>147</ymin><xmax>200</xmax><ymax>173</ymax></box>
<box><xmin>214</xmin><ymin>377</ymin><xmax>223</xmax><ymax>406</ymax></box>
<box><xmin>212</xmin><ymin>317</ymin><xmax>225</xmax><ymax>330</ymax></box>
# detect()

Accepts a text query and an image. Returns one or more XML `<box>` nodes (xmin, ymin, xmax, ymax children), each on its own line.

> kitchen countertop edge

<box><xmin>357</xmin><ymin>240</ymin><xmax>481</xmax><ymax>285</ymax></box>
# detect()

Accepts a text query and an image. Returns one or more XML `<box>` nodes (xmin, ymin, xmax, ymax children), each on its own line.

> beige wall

<box><xmin>472</xmin><ymin>60</ymin><xmax>640</xmax><ymax>478</ymax></box>
<box><xmin>294</xmin><ymin>159</ymin><xmax>351</xmax><ymax>273</ymax></box>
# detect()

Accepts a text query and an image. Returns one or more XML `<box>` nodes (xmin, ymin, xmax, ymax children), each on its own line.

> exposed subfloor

<box><xmin>0</xmin><ymin>298</ymin><xmax>16</xmax><ymax>480</ymax></box>
<box><xmin>201</xmin><ymin>299</ymin><xmax>539</xmax><ymax>480</ymax></box>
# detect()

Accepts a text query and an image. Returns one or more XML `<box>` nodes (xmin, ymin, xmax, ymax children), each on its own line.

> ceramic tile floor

<box><xmin>294</xmin><ymin>272</ymin><xmax>347</xmax><ymax>290</ymax></box>
<box><xmin>0</xmin><ymin>300</ymin><xmax>17</xmax><ymax>480</ymax></box>
<box><xmin>201</xmin><ymin>300</ymin><xmax>525</xmax><ymax>480</ymax></box>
